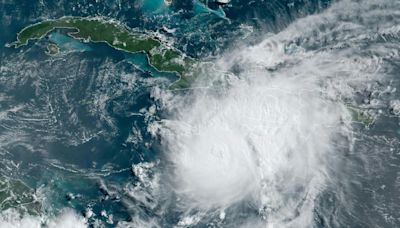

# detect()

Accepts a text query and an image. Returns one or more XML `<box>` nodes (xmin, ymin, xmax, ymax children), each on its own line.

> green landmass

<box><xmin>0</xmin><ymin>176</ymin><xmax>41</xmax><ymax>215</ymax></box>
<box><xmin>9</xmin><ymin>16</ymin><xmax>194</xmax><ymax>82</ymax></box>
<box><xmin>348</xmin><ymin>106</ymin><xmax>375</xmax><ymax>128</ymax></box>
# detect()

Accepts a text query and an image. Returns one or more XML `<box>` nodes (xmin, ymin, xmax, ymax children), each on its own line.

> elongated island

<box><xmin>9</xmin><ymin>16</ymin><xmax>194</xmax><ymax>88</ymax></box>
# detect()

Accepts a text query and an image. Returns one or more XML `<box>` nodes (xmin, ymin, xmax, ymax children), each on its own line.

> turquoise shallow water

<box><xmin>48</xmin><ymin>32</ymin><xmax>92</xmax><ymax>53</ymax></box>
<box><xmin>1</xmin><ymin>0</ymin><xmax>400</xmax><ymax>227</ymax></box>
<box><xmin>124</xmin><ymin>52</ymin><xmax>178</xmax><ymax>80</ymax></box>
<box><xmin>141</xmin><ymin>0</ymin><xmax>169</xmax><ymax>13</ymax></box>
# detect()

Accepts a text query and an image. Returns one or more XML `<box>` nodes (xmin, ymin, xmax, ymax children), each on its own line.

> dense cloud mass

<box><xmin>0</xmin><ymin>209</ymin><xmax>87</xmax><ymax>228</ymax></box>
<box><xmin>2</xmin><ymin>0</ymin><xmax>400</xmax><ymax>227</ymax></box>
<box><xmin>158</xmin><ymin>75</ymin><xmax>347</xmax><ymax>226</ymax></box>
<box><xmin>152</xmin><ymin>0</ymin><xmax>399</xmax><ymax>226</ymax></box>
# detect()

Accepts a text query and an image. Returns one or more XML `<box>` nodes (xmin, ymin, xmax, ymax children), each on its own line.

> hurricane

<box><xmin>153</xmin><ymin>0</ymin><xmax>400</xmax><ymax>226</ymax></box>
<box><xmin>0</xmin><ymin>0</ymin><xmax>400</xmax><ymax>227</ymax></box>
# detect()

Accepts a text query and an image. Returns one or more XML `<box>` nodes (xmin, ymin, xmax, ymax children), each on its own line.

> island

<box><xmin>0</xmin><ymin>176</ymin><xmax>41</xmax><ymax>215</ymax></box>
<box><xmin>46</xmin><ymin>43</ymin><xmax>60</xmax><ymax>55</ymax></box>
<box><xmin>9</xmin><ymin>16</ymin><xmax>194</xmax><ymax>88</ymax></box>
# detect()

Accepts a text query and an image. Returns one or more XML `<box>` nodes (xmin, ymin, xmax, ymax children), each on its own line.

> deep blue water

<box><xmin>1</xmin><ymin>0</ymin><xmax>400</xmax><ymax>227</ymax></box>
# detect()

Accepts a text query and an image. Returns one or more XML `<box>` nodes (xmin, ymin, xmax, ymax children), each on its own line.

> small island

<box><xmin>9</xmin><ymin>16</ymin><xmax>194</xmax><ymax>84</ymax></box>
<box><xmin>45</xmin><ymin>43</ymin><xmax>60</xmax><ymax>55</ymax></box>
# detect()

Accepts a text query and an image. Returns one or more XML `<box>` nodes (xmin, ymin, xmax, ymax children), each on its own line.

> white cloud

<box><xmin>0</xmin><ymin>209</ymin><xmax>87</xmax><ymax>228</ymax></box>
<box><xmin>152</xmin><ymin>1</ymin><xmax>394</xmax><ymax>226</ymax></box>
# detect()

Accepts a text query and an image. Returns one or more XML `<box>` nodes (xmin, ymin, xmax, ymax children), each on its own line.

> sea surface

<box><xmin>0</xmin><ymin>0</ymin><xmax>400</xmax><ymax>227</ymax></box>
